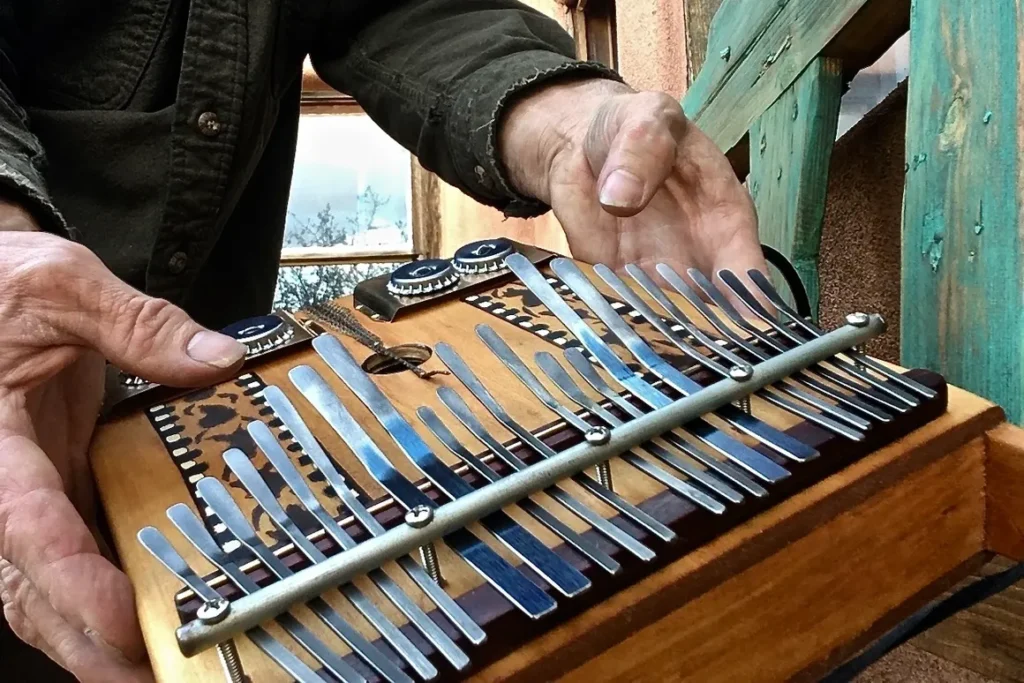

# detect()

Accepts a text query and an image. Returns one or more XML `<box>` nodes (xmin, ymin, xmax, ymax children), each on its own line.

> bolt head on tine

<box><xmin>846</xmin><ymin>312</ymin><xmax>870</xmax><ymax>328</ymax></box>
<box><xmin>729</xmin><ymin>364</ymin><xmax>753</xmax><ymax>381</ymax></box>
<box><xmin>404</xmin><ymin>504</ymin><xmax>434</xmax><ymax>529</ymax></box>
<box><xmin>197</xmin><ymin>598</ymin><xmax>231</xmax><ymax>624</ymax></box>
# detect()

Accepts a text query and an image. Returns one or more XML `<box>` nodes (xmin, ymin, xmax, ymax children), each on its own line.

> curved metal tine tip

<box><xmin>714</xmin><ymin>268</ymin><xmax>919</xmax><ymax>408</ymax></box>
<box><xmin>165</xmin><ymin>504</ymin><xmax>368</xmax><ymax>683</ymax></box>
<box><xmin>196</xmin><ymin>476</ymin><xmax>414</xmax><ymax>683</ymax></box>
<box><xmin>222</xmin><ymin>445</ymin><xmax>436</xmax><ymax>683</ymax></box>
<box><xmin>434</xmin><ymin>383</ymin><xmax>656</xmax><ymax>563</ymax></box>
<box><xmin>312</xmin><ymin>336</ymin><xmax>590</xmax><ymax>601</ymax></box>
<box><xmin>417</xmin><ymin>403</ymin><xmax>623</xmax><ymax>575</ymax></box>
<box><xmin>245</xmin><ymin>420</ymin><xmax>470</xmax><ymax>672</ymax></box>
<box><xmin>437</xmin><ymin>340</ymin><xmax>677</xmax><ymax>543</ymax></box>
<box><xmin>553</xmin><ymin>259</ymin><xmax>814</xmax><ymax>464</ymax></box>
<box><xmin>536</xmin><ymin>349</ymin><xmax>744</xmax><ymax>505</ymax></box>
<box><xmin>537</xmin><ymin>259</ymin><xmax>792</xmax><ymax>479</ymax></box>
<box><xmin>291</xmin><ymin>357</ymin><xmax>559</xmax><ymax>621</ymax></box>
<box><xmin>137</xmin><ymin>526</ymin><xmax>329</xmax><ymax>683</ymax></box>
<box><xmin>663</xmin><ymin>263</ymin><xmax>904</xmax><ymax>416</ymax></box>
<box><xmin>607</xmin><ymin>264</ymin><xmax>868</xmax><ymax>437</ymax></box>
<box><xmin>622</xmin><ymin>263</ymin><xmax>752</xmax><ymax>371</ymax></box>
<box><xmin>745</xmin><ymin>269</ymin><xmax>936</xmax><ymax>400</ymax></box>
<box><xmin>478</xmin><ymin>323</ymin><xmax>726</xmax><ymax>514</ymax></box>
<box><xmin>261</xmin><ymin>386</ymin><xmax>486</xmax><ymax>649</ymax></box>
<box><xmin>532</xmin><ymin>350</ymin><xmax>728</xmax><ymax>514</ymax></box>
<box><xmin>560</xmin><ymin>346</ymin><xmax>767</xmax><ymax>499</ymax></box>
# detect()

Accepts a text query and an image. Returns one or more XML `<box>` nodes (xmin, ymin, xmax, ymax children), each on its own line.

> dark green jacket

<box><xmin>0</xmin><ymin>1</ymin><xmax>617</xmax><ymax>327</ymax></box>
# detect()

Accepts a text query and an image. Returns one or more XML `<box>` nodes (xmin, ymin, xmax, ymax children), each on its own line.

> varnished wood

<box><xmin>986</xmin><ymin>424</ymin><xmax>1024</xmax><ymax>561</ymax></box>
<box><xmin>471</xmin><ymin>390</ymin><xmax>1002</xmax><ymax>682</ymax></box>
<box><xmin>88</xmin><ymin>257</ymin><xmax>1024</xmax><ymax>682</ymax></box>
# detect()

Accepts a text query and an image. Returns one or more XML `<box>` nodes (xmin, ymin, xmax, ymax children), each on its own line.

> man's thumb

<box><xmin>69</xmin><ymin>274</ymin><xmax>246</xmax><ymax>388</ymax></box>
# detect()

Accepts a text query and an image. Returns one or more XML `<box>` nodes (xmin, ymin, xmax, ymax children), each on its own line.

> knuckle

<box><xmin>107</xmin><ymin>296</ymin><xmax>183</xmax><ymax>358</ymax></box>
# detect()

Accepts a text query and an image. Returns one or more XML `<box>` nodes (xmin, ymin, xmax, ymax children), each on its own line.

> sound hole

<box><xmin>361</xmin><ymin>344</ymin><xmax>433</xmax><ymax>375</ymax></box>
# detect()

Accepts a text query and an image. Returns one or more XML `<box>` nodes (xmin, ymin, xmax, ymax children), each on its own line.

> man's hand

<box><xmin>500</xmin><ymin>78</ymin><xmax>766</xmax><ymax>282</ymax></box>
<box><xmin>0</xmin><ymin>206</ymin><xmax>247</xmax><ymax>682</ymax></box>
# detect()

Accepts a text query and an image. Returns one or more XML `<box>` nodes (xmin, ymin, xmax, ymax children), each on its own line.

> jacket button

<box><xmin>168</xmin><ymin>251</ymin><xmax>188</xmax><ymax>274</ymax></box>
<box><xmin>197</xmin><ymin>111</ymin><xmax>223</xmax><ymax>137</ymax></box>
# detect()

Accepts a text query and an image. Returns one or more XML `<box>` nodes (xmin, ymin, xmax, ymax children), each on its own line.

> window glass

<box><xmin>273</xmin><ymin>262</ymin><xmax>398</xmax><ymax>311</ymax></box>
<box><xmin>284</xmin><ymin>114</ymin><xmax>413</xmax><ymax>251</ymax></box>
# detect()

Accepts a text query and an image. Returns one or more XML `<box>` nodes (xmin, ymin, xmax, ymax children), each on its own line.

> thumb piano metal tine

<box><xmin>510</xmin><ymin>253</ymin><xmax>788</xmax><ymax>483</ymax></box>
<box><xmin>551</xmin><ymin>258</ymin><xmax>817</xmax><ymax>464</ymax></box>
<box><xmin>288</xmin><ymin>363</ymin><xmax>559</xmax><ymax>621</ymax></box>
<box><xmin>416</xmin><ymin>404</ymin><xmax>623</xmax><ymax>575</ymax></box>
<box><xmin>599</xmin><ymin>264</ymin><xmax>870</xmax><ymax>437</ymax></box>
<box><xmin>657</xmin><ymin>263</ymin><xmax>907</xmax><ymax>417</ymax></box>
<box><xmin>476</xmin><ymin>323</ymin><xmax>726</xmax><ymax>514</ymax></box>
<box><xmin>435</xmin><ymin>340</ymin><xmax>676</xmax><ymax>544</ymax></box>
<box><xmin>223</xmin><ymin>446</ymin><xmax>439</xmax><ymax>681</ymax></box>
<box><xmin>311</xmin><ymin>334</ymin><xmax>591</xmax><ymax>600</ymax></box>
<box><xmin>137</xmin><ymin>527</ymin><xmax>325</xmax><ymax>683</ymax></box>
<box><xmin>435</xmin><ymin>384</ymin><xmax>656</xmax><ymax>563</ymax></box>
<box><xmin>707</xmin><ymin>268</ymin><xmax>917</xmax><ymax>408</ymax></box>
<box><xmin>166</xmin><ymin>504</ymin><xmax>368</xmax><ymax>683</ymax></box>
<box><xmin>261</xmin><ymin>385</ymin><xmax>487</xmax><ymax>647</ymax></box>
<box><xmin>246</xmin><ymin>420</ymin><xmax>471</xmax><ymax>673</ymax></box>
<box><xmin>746</xmin><ymin>268</ymin><xmax>937</xmax><ymax>400</ymax></box>
<box><xmin>530</xmin><ymin>350</ymin><xmax>728</xmax><ymax>514</ymax></box>
<box><xmin>196</xmin><ymin>477</ymin><xmax>414</xmax><ymax>683</ymax></box>
<box><xmin>561</xmin><ymin>347</ymin><xmax>767</xmax><ymax>498</ymax></box>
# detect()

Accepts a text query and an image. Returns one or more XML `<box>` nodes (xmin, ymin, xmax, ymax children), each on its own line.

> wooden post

<box><xmin>748</xmin><ymin>57</ymin><xmax>843</xmax><ymax>318</ymax></box>
<box><xmin>902</xmin><ymin>2</ymin><xmax>1024</xmax><ymax>425</ymax></box>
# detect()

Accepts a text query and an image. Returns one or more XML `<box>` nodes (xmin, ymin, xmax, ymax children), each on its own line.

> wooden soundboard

<box><xmin>88</xmin><ymin>252</ymin><xmax>1024</xmax><ymax>683</ymax></box>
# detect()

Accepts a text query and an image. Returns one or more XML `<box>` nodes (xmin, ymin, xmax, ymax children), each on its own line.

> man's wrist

<box><xmin>499</xmin><ymin>76</ymin><xmax>633</xmax><ymax>204</ymax></box>
<box><xmin>0</xmin><ymin>198</ymin><xmax>41</xmax><ymax>232</ymax></box>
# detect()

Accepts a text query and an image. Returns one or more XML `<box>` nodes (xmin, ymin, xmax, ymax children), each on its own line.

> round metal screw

<box><xmin>197</xmin><ymin>598</ymin><xmax>231</xmax><ymax>625</ymax></box>
<box><xmin>595</xmin><ymin>461</ymin><xmax>614</xmax><ymax>491</ymax></box>
<box><xmin>419</xmin><ymin>543</ymin><xmax>445</xmax><ymax>586</ymax></box>
<box><xmin>846</xmin><ymin>312</ymin><xmax>869</xmax><ymax>328</ymax></box>
<box><xmin>729</xmin><ymin>365</ymin><xmax>753</xmax><ymax>381</ymax></box>
<box><xmin>216</xmin><ymin>640</ymin><xmax>246</xmax><ymax>683</ymax></box>
<box><xmin>584</xmin><ymin>426</ymin><xmax>611</xmax><ymax>445</ymax></box>
<box><xmin>404</xmin><ymin>505</ymin><xmax>434</xmax><ymax>528</ymax></box>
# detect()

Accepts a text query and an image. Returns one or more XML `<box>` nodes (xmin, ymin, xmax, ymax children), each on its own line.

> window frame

<box><xmin>278</xmin><ymin>64</ymin><xmax>437</xmax><ymax>267</ymax></box>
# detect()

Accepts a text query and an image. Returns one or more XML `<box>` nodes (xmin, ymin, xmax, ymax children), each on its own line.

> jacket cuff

<box><xmin>448</xmin><ymin>51</ymin><xmax>623</xmax><ymax>219</ymax></box>
<box><xmin>0</xmin><ymin>153</ymin><xmax>74</xmax><ymax>238</ymax></box>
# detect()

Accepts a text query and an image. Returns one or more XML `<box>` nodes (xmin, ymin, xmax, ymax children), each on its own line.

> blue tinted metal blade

<box><xmin>312</xmin><ymin>335</ymin><xmax>589</xmax><ymax>600</ymax></box>
<box><xmin>506</xmin><ymin>254</ymin><xmax>789</xmax><ymax>484</ymax></box>
<box><xmin>289</xmin><ymin>363</ymin><xmax>557</xmax><ymax>620</ymax></box>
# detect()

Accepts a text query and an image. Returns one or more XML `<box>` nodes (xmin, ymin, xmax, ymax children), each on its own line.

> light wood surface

<box><xmin>88</xmin><ymin>259</ymin><xmax>1023</xmax><ymax>682</ymax></box>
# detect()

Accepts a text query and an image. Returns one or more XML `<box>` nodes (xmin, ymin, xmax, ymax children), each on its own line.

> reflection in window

<box><xmin>273</xmin><ymin>262</ymin><xmax>397</xmax><ymax>312</ymax></box>
<box><xmin>285</xmin><ymin>114</ymin><xmax>412</xmax><ymax>251</ymax></box>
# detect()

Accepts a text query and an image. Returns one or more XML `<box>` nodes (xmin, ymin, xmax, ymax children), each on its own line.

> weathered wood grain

<box><xmin>901</xmin><ymin>0</ymin><xmax>1024</xmax><ymax>425</ymax></box>
<box><xmin>682</xmin><ymin>0</ymin><xmax>725</xmax><ymax>85</ymax></box>
<box><xmin>681</xmin><ymin>0</ymin><xmax>905</xmax><ymax>164</ymax></box>
<box><xmin>749</xmin><ymin>56</ymin><xmax>843</xmax><ymax>317</ymax></box>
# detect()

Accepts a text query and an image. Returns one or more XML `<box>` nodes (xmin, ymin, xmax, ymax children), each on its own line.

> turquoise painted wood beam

<box><xmin>749</xmin><ymin>57</ymin><xmax>843</xmax><ymax>320</ymax></box>
<box><xmin>681</xmin><ymin>0</ymin><xmax>905</xmax><ymax>161</ymax></box>
<box><xmin>902</xmin><ymin>1</ymin><xmax>1023</xmax><ymax>424</ymax></box>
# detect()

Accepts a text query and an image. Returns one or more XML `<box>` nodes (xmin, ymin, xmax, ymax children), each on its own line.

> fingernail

<box><xmin>186</xmin><ymin>331</ymin><xmax>247</xmax><ymax>369</ymax></box>
<box><xmin>599</xmin><ymin>169</ymin><xmax>645</xmax><ymax>208</ymax></box>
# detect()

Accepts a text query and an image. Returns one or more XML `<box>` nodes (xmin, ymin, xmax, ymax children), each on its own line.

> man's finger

<box><xmin>0</xmin><ymin>432</ymin><xmax>146</xmax><ymax>664</ymax></box>
<box><xmin>592</xmin><ymin>95</ymin><xmax>686</xmax><ymax>218</ymax></box>
<box><xmin>10</xmin><ymin>234</ymin><xmax>247</xmax><ymax>387</ymax></box>
<box><xmin>1</xmin><ymin>560</ymin><xmax>153</xmax><ymax>683</ymax></box>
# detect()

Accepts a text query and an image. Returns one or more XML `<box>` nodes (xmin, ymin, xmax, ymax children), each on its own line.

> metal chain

<box><xmin>303</xmin><ymin>301</ymin><xmax>448</xmax><ymax>379</ymax></box>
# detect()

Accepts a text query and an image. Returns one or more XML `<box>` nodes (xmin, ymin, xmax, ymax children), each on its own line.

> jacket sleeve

<box><xmin>310</xmin><ymin>0</ymin><xmax>623</xmax><ymax>219</ymax></box>
<box><xmin>0</xmin><ymin>4</ymin><xmax>69</xmax><ymax>235</ymax></box>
